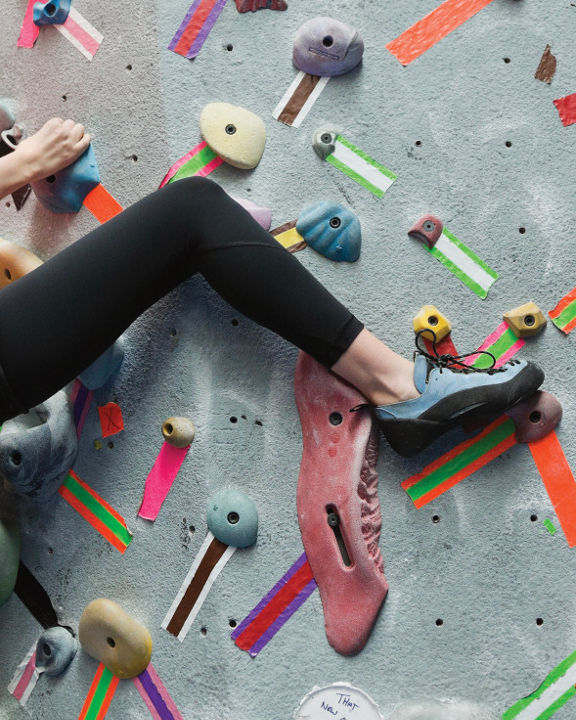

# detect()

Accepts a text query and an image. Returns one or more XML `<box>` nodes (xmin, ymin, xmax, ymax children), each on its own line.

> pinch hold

<box><xmin>312</xmin><ymin>125</ymin><xmax>340</xmax><ymax>160</ymax></box>
<box><xmin>506</xmin><ymin>390</ymin><xmax>562</xmax><ymax>444</ymax></box>
<box><xmin>207</xmin><ymin>488</ymin><xmax>258</xmax><ymax>548</ymax></box>
<box><xmin>413</xmin><ymin>305</ymin><xmax>452</xmax><ymax>343</ymax></box>
<box><xmin>293</xmin><ymin>17</ymin><xmax>364</xmax><ymax>77</ymax></box>
<box><xmin>162</xmin><ymin>416</ymin><xmax>195</xmax><ymax>448</ymax></box>
<box><xmin>408</xmin><ymin>215</ymin><xmax>443</xmax><ymax>248</ymax></box>
<box><xmin>503</xmin><ymin>301</ymin><xmax>547</xmax><ymax>338</ymax></box>
<box><xmin>296</xmin><ymin>201</ymin><xmax>361</xmax><ymax>262</ymax></box>
<box><xmin>35</xmin><ymin>627</ymin><xmax>77</xmax><ymax>677</ymax></box>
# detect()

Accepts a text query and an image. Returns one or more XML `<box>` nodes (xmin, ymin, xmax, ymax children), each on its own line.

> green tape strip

<box><xmin>335</xmin><ymin>135</ymin><xmax>398</xmax><ymax>180</ymax></box>
<box><xmin>426</xmin><ymin>246</ymin><xmax>487</xmax><ymax>298</ymax></box>
<box><xmin>543</xmin><ymin>518</ymin><xmax>557</xmax><ymax>535</ymax></box>
<box><xmin>170</xmin><ymin>145</ymin><xmax>218</xmax><ymax>183</ymax></box>
<box><xmin>551</xmin><ymin>299</ymin><xmax>576</xmax><ymax>330</ymax></box>
<box><xmin>326</xmin><ymin>154</ymin><xmax>385</xmax><ymax>197</ymax></box>
<box><xmin>85</xmin><ymin>666</ymin><xmax>115</xmax><ymax>720</ymax></box>
<box><xmin>472</xmin><ymin>327</ymin><xmax>517</xmax><ymax>369</ymax></box>
<box><xmin>442</xmin><ymin>228</ymin><xmax>499</xmax><ymax>280</ymax></box>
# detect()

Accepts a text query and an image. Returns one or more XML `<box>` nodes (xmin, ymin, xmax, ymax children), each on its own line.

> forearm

<box><xmin>0</xmin><ymin>150</ymin><xmax>34</xmax><ymax>201</ymax></box>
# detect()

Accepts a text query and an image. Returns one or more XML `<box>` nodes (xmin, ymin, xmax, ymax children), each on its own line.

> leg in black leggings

<box><xmin>0</xmin><ymin>178</ymin><xmax>363</xmax><ymax>421</ymax></box>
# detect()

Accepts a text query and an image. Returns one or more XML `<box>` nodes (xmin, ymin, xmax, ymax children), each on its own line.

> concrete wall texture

<box><xmin>1</xmin><ymin>0</ymin><xmax>576</xmax><ymax>718</ymax></box>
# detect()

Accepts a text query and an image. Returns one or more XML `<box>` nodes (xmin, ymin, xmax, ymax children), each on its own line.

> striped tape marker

<box><xmin>55</xmin><ymin>7</ymin><xmax>103</xmax><ymax>61</ymax></box>
<box><xmin>78</xmin><ymin>663</ymin><xmax>119</xmax><ymax>720</ymax></box>
<box><xmin>8</xmin><ymin>643</ymin><xmax>40</xmax><ymax>707</ymax></box>
<box><xmin>273</xmin><ymin>72</ymin><xmax>330</xmax><ymax>128</ymax></box>
<box><xmin>270</xmin><ymin>220</ymin><xmax>307</xmax><ymax>253</ymax></box>
<box><xmin>463</xmin><ymin>322</ymin><xmax>525</xmax><ymax>369</ymax></box>
<box><xmin>232</xmin><ymin>553</ymin><xmax>317</xmax><ymax>657</ymax></box>
<box><xmin>58</xmin><ymin>470</ymin><xmax>133</xmax><ymax>554</ymax></box>
<box><xmin>549</xmin><ymin>287</ymin><xmax>576</xmax><ymax>334</ymax></box>
<box><xmin>83</xmin><ymin>184</ymin><xmax>124</xmax><ymax>224</ymax></box>
<box><xmin>160</xmin><ymin>141</ymin><xmax>223</xmax><ymax>188</ymax></box>
<box><xmin>324</xmin><ymin>135</ymin><xmax>397</xmax><ymax>198</ymax></box>
<box><xmin>503</xmin><ymin>649</ymin><xmax>576</xmax><ymax>720</ymax></box>
<box><xmin>169</xmin><ymin>0</ymin><xmax>228</xmax><ymax>59</ymax></box>
<box><xmin>139</xmin><ymin>441</ymin><xmax>190</xmax><ymax>521</ymax></box>
<box><xmin>386</xmin><ymin>0</ymin><xmax>496</xmax><ymax>66</ymax></box>
<box><xmin>553</xmin><ymin>92</ymin><xmax>576</xmax><ymax>128</ymax></box>
<box><xmin>133</xmin><ymin>663</ymin><xmax>185</xmax><ymax>720</ymax></box>
<box><xmin>70</xmin><ymin>379</ymin><xmax>94</xmax><ymax>437</ymax></box>
<box><xmin>162</xmin><ymin>532</ymin><xmax>236</xmax><ymax>641</ymax></box>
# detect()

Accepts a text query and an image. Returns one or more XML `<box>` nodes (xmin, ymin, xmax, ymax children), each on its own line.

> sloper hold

<box><xmin>35</xmin><ymin>627</ymin><xmax>77</xmax><ymax>676</ymax></box>
<box><xmin>33</xmin><ymin>0</ymin><xmax>72</xmax><ymax>25</ymax></box>
<box><xmin>31</xmin><ymin>144</ymin><xmax>100</xmax><ymax>214</ymax></box>
<box><xmin>78</xmin><ymin>599</ymin><xmax>152</xmax><ymax>679</ymax></box>
<box><xmin>296</xmin><ymin>201</ymin><xmax>361</xmax><ymax>262</ymax></box>
<box><xmin>200</xmin><ymin>103</ymin><xmax>266</xmax><ymax>170</ymax></box>
<box><xmin>413</xmin><ymin>304</ymin><xmax>452</xmax><ymax>342</ymax></box>
<box><xmin>312</xmin><ymin>124</ymin><xmax>340</xmax><ymax>159</ymax></box>
<box><xmin>0</xmin><ymin>238</ymin><xmax>43</xmax><ymax>289</ymax></box>
<box><xmin>506</xmin><ymin>390</ymin><xmax>562</xmax><ymax>444</ymax></box>
<box><xmin>207</xmin><ymin>488</ymin><xmax>258</xmax><ymax>548</ymax></box>
<box><xmin>503</xmin><ymin>301</ymin><xmax>547</xmax><ymax>337</ymax></box>
<box><xmin>293</xmin><ymin>17</ymin><xmax>364</xmax><ymax>77</ymax></box>
<box><xmin>295</xmin><ymin>352</ymin><xmax>388</xmax><ymax>656</ymax></box>
<box><xmin>408</xmin><ymin>215</ymin><xmax>443</xmax><ymax>248</ymax></box>
<box><xmin>230</xmin><ymin>196</ymin><xmax>272</xmax><ymax>230</ymax></box>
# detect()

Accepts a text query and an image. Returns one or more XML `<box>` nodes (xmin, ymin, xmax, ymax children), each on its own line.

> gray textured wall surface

<box><xmin>1</xmin><ymin>0</ymin><xmax>576</xmax><ymax>718</ymax></box>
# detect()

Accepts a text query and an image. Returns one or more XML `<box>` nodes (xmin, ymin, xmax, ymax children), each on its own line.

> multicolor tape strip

<box><xmin>273</xmin><ymin>72</ymin><xmax>330</xmax><ymax>128</ymax></box>
<box><xmin>8</xmin><ymin>643</ymin><xmax>40</xmax><ymax>707</ymax></box>
<box><xmin>386</xmin><ymin>0</ymin><xmax>496</xmax><ymax>66</ymax></box>
<box><xmin>324</xmin><ymin>135</ymin><xmax>397</xmax><ymax>198</ymax></box>
<box><xmin>424</xmin><ymin>228</ymin><xmax>498</xmax><ymax>299</ymax></box>
<box><xmin>160</xmin><ymin>141</ymin><xmax>223</xmax><ymax>188</ymax></box>
<box><xmin>17</xmin><ymin>0</ymin><xmax>45</xmax><ymax>48</ymax></box>
<box><xmin>79</xmin><ymin>663</ymin><xmax>119</xmax><ymax>720</ymax></box>
<box><xmin>59</xmin><ymin>470</ymin><xmax>133</xmax><ymax>553</ymax></box>
<box><xmin>232</xmin><ymin>553</ymin><xmax>317</xmax><ymax>656</ymax></box>
<box><xmin>548</xmin><ymin>287</ymin><xmax>576</xmax><ymax>334</ymax></box>
<box><xmin>169</xmin><ymin>0</ymin><xmax>228</xmax><ymax>59</ymax></box>
<box><xmin>139</xmin><ymin>441</ymin><xmax>191</xmax><ymax>521</ymax></box>
<box><xmin>70</xmin><ymin>379</ymin><xmax>94</xmax><ymax>437</ymax></box>
<box><xmin>55</xmin><ymin>7</ymin><xmax>103</xmax><ymax>61</ymax></box>
<box><xmin>83</xmin><ymin>184</ymin><xmax>124</xmax><ymax>224</ymax></box>
<box><xmin>503</xmin><ymin>649</ymin><xmax>576</xmax><ymax>720</ymax></box>
<box><xmin>133</xmin><ymin>663</ymin><xmax>185</xmax><ymax>720</ymax></box>
<box><xmin>553</xmin><ymin>92</ymin><xmax>576</xmax><ymax>128</ymax></box>
<box><xmin>463</xmin><ymin>322</ymin><xmax>525</xmax><ymax>369</ymax></box>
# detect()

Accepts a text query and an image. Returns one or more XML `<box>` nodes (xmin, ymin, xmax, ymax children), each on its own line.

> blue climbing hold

<box><xmin>31</xmin><ymin>144</ymin><xmax>100</xmax><ymax>214</ymax></box>
<box><xmin>78</xmin><ymin>336</ymin><xmax>125</xmax><ymax>390</ymax></box>
<box><xmin>35</xmin><ymin>627</ymin><xmax>77</xmax><ymax>676</ymax></box>
<box><xmin>33</xmin><ymin>0</ymin><xmax>72</xmax><ymax>26</ymax></box>
<box><xmin>206</xmin><ymin>488</ymin><xmax>258</xmax><ymax>548</ymax></box>
<box><xmin>296</xmin><ymin>201</ymin><xmax>361</xmax><ymax>262</ymax></box>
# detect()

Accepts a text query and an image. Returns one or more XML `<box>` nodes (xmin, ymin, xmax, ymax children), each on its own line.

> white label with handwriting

<box><xmin>294</xmin><ymin>683</ymin><xmax>382</xmax><ymax>720</ymax></box>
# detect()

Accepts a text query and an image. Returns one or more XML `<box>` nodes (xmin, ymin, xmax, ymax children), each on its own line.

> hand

<box><xmin>15</xmin><ymin>118</ymin><xmax>92</xmax><ymax>182</ymax></box>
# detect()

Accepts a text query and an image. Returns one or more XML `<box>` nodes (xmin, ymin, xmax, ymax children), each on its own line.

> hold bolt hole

<box><xmin>432</xmin><ymin>515</ymin><xmax>440</xmax><ymax>523</ymax></box>
<box><xmin>415</xmin><ymin>140</ymin><xmax>422</xmax><ymax>146</ymax></box>
<box><xmin>226</xmin><ymin>43</ymin><xmax>233</xmax><ymax>51</ymax></box>
<box><xmin>225</xmin><ymin>124</ymin><xmax>237</xmax><ymax>135</ymax></box>
<box><xmin>230</xmin><ymin>416</ymin><xmax>237</xmax><ymax>424</ymax></box>
<box><xmin>229</xmin><ymin>619</ymin><xmax>237</xmax><ymax>628</ymax></box>
<box><xmin>200</xmin><ymin>626</ymin><xmax>208</xmax><ymax>635</ymax></box>
<box><xmin>329</xmin><ymin>412</ymin><xmax>343</xmax><ymax>426</ymax></box>
<box><xmin>231</xmin><ymin>318</ymin><xmax>239</xmax><ymax>326</ymax></box>
<box><xmin>529</xmin><ymin>411</ymin><xmax>541</xmax><ymax>424</ymax></box>
<box><xmin>531</xmin><ymin>514</ymin><xmax>538</xmax><ymax>522</ymax></box>
<box><xmin>505</xmin><ymin>140</ymin><xmax>512</xmax><ymax>148</ymax></box>
<box><xmin>107</xmin><ymin>637</ymin><xmax>116</xmax><ymax>648</ymax></box>
<box><xmin>45</xmin><ymin>3</ymin><xmax>56</xmax><ymax>15</ymax></box>
<box><xmin>46</xmin><ymin>175</ymin><xmax>56</xmax><ymax>184</ymax></box>
<box><xmin>428</xmin><ymin>315</ymin><xmax>439</xmax><ymax>327</ymax></box>
<box><xmin>42</xmin><ymin>643</ymin><xmax>52</xmax><ymax>656</ymax></box>
<box><xmin>322</xmin><ymin>35</ymin><xmax>333</xmax><ymax>47</ymax></box>
<box><xmin>10</xmin><ymin>451</ymin><xmax>21</xmax><ymax>466</ymax></box>
<box><xmin>423</xmin><ymin>221</ymin><xmax>435</xmax><ymax>232</ymax></box>
<box><xmin>504</xmin><ymin>57</ymin><xmax>511</xmax><ymax>63</ymax></box>
<box><xmin>536</xmin><ymin>617</ymin><xmax>544</xmax><ymax>626</ymax></box>
<box><xmin>4</xmin><ymin>268</ymin><xmax>12</xmax><ymax>281</ymax></box>
<box><xmin>524</xmin><ymin>314</ymin><xmax>535</xmax><ymax>327</ymax></box>
<box><xmin>436</xmin><ymin>618</ymin><xmax>444</xmax><ymax>627</ymax></box>
<box><xmin>321</xmin><ymin>133</ymin><xmax>332</xmax><ymax>144</ymax></box>
<box><xmin>227</xmin><ymin>511</ymin><xmax>240</xmax><ymax>525</ymax></box>
<box><xmin>329</xmin><ymin>217</ymin><xmax>341</xmax><ymax>229</ymax></box>
<box><xmin>519</xmin><ymin>227</ymin><xmax>526</xmax><ymax>234</ymax></box>
<box><xmin>126</xmin><ymin>64</ymin><xmax>132</xmax><ymax>71</ymax></box>
<box><xmin>189</xmin><ymin>525</ymin><xmax>195</xmax><ymax>534</ymax></box>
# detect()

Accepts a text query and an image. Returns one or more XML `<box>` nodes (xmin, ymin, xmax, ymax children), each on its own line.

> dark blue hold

<box><xmin>33</xmin><ymin>0</ymin><xmax>72</xmax><ymax>26</ymax></box>
<box><xmin>31</xmin><ymin>144</ymin><xmax>100</xmax><ymax>214</ymax></box>
<box><xmin>296</xmin><ymin>201</ymin><xmax>361</xmax><ymax>262</ymax></box>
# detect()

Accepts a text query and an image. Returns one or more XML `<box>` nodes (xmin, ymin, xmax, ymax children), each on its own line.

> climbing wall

<box><xmin>2</xmin><ymin>0</ymin><xmax>576</xmax><ymax>718</ymax></box>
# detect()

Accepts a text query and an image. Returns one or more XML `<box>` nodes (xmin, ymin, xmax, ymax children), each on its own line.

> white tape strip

<box><xmin>55</xmin><ymin>7</ymin><xmax>103</xmax><ymax>61</ymax></box>
<box><xmin>273</xmin><ymin>72</ymin><xmax>330</xmax><ymax>128</ymax></box>
<box><xmin>435</xmin><ymin>230</ymin><xmax>495</xmax><ymax>294</ymax></box>
<box><xmin>330</xmin><ymin>139</ymin><xmax>395</xmax><ymax>195</ymax></box>
<box><xmin>8</xmin><ymin>642</ymin><xmax>40</xmax><ymax>706</ymax></box>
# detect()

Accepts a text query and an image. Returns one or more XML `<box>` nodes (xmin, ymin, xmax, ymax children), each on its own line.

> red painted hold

<box><xmin>234</xmin><ymin>0</ymin><xmax>287</xmax><ymax>12</ymax></box>
<box><xmin>408</xmin><ymin>214</ymin><xmax>443</xmax><ymax>248</ymax></box>
<box><xmin>294</xmin><ymin>352</ymin><xmax>388</xmax><ymax>656</ymax></box>
<box><xmin>506</xmin><ymin>390</ymin><xmax>562</xmax><ymax>443</ymax></box>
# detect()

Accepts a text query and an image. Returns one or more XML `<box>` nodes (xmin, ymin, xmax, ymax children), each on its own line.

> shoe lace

<box><xmin>415</xmin><ymin>328</ymin><xmax>504</xmax><ymax>374</ymax></box>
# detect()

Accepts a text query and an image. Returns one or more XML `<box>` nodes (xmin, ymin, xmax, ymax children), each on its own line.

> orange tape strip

<box><xmin>386</xmin><ymin>0</ymin><xmax>495</xmax><ymax>66</ymax></box>
<box><xmin>83</xmin><ymin>184</ymin><xmax>123</xmax><ymax>224</ymax></box>
<box><xmin>529</xmin><ymin>431</ymin><xmax>576</xmax><ymax>547</ymax></box>
<box><xmin>78</xmin><ymin>663</ymin><xmax>104</xmax><ymax>720</ymax></box>
<box><xmin>549</xmin><ymin>287</ymin><xmax>576</xmax><ymax>319</ymax></box>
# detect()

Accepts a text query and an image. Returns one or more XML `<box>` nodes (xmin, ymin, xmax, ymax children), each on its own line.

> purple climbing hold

<box><xmin>231</xmin><ymin>196</ymin><xmax>272</xmax><ymax>230</ymax></box>
<box><xmin>506</xmin><ymin>390</ymin><xmax>562</xmax><ymax>444</ymax></box>
<box><xmin>408</xmin><ymin>215</ymin><xmax>443</xmax><ymax>249</ymax></box>
<box><xmin>33</xmin><ymin>0</ymin><xmax>72</xmax><ymax>26</ymax></box>
<box><xmin>293</xmin><ymin>17</ymin><xmax>364</xmax><ymax>77</ymax></box>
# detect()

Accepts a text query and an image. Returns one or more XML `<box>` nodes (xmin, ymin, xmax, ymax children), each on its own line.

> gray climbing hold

<box><xmin>0</xmin><ymin>391</ymin><xmax>78</xmax><ymax>502</ymax></box>
<box><xmin>296</xmin><ymin>201</ymin><xmax>361</xmax><ymax>262</ymax></box>
<box><xmin>35</xmin><ymin>627</ymin><xmax>77</xmax><ymax>676</ymax></box>
<box><xmin>389</xmin><ymin>698</ymin><xmax>499</xmax><ymax>720</ymax></box>
<box><xmin>312</xmin><ymin>125</ymin><xmax>340</xmax><ymax>160</ymax></box>
<box><xmin>78</xmin><ymin>336</ymin><xmax>125</xmax><ymax>390</ymax></box>
<box><xmin>293</xmin><ymin>17</ymin><xmax>364</xmax><ymax>77</ymax></box>
<box><xmin>207</xmin><ymin>488</ymin><xmax>258</xmax><ymax>548</ymax></box>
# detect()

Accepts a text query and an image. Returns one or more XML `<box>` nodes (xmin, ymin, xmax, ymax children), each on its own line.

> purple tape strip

<box><xmin>139</xmin><ymin>668</ymin><xmax>173</xmax><ymax>720</ymax></box>
<box><xmin>168</xmin><ymin>0</ymin><xmax>203</xmax><ymax>51</ymax></box>
<box><xmin>187</xmin><ymin>0</ymin><xmax>227</xmax><ymax>58</ymax></box>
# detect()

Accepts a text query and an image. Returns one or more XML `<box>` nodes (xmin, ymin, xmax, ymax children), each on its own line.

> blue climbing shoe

<box><xmin>370</xmin><ymin>331</ymin><xmax>544</xmax><ymax>457</ymax></box>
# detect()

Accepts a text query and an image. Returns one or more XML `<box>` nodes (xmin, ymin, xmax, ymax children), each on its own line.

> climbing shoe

<box><xmin>367</xmin><ymin>331</ymin><xmax>544</xmax><ymax>457</ymax></box>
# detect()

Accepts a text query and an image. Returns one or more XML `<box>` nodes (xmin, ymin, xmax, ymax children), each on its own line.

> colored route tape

<box><xmin>14</xmin><ymin>561</ymin><xmax>60</xmax><ymax>629</ymax></box>
<box><xmin>549</xmin><ymin>287</ymin><xmax>576</xmax><ymax>334</ymax></box>
<box><xmin>464</xmin><ymin>322</ymin><xmax>524</xmax><ymax>369</ymax></box>
<box><xmin>59</xmin><ymin>470</ymin><xmax>133</xmax><ymax>553</ymax></box>
<box><xmin>133</xmin><ymin>663</ymin><xmax>185</xmax><ymax>720</ymax></box>
<box><xmin>79</xmin><ymin>663</ymin><xmax>119</xmax><ymax>720</ymax></box>
<box><xmin>17</xmin><ymin>0</ymin><xmax>46</xmax><ymax>48</ymax></box>
<box><xmin>553</xmin><ymin>92</ymin><xmax>576</xmax><ymax>128</ymax></box>
<box><xmin>83</xmin><ymin>184</ymin><xmax>123</xmax><ymax>224</ymax></box>
<box><xmin>402</xmin><ymin>416</ymin><xmax>517</xmax><ymax>508</ymax></box>
<box><xmin>160</xmin><ymin>141</ymin><xmax>223</xmax><ymax>188</ymax></box>
<box><xmin>139</xmin><ymin>441</ymin><xmax>190</xmax><ymax>521</ymax></box>
<box><xmin>70</xmin><ymin>379</ymin><xmax>94</xmax><ymax>437</ymax></box>
<box><xmin>55</xmin><ymin>7</ymin><xmax>103</xmax><ymax>61</ymax></box>
<box><xmin>8</xmin><ymin>643</ymin><xmax>40</xmax><ymax>706</ymax></box>
<box><xmin>97</xmin><ymin>402</ymin><xmax>124</xmax><ymax>438</ymax></box>
<box><xmin>503</xmin><ymin>649</ymin><xmax>576</xmax><ymax>720</ymax></box>
<box><xmin>169</xmin><ymin>0</ymin><xmax>228</xmax><ymax>59</ymax></box>
<box><xmin>529</xmin><ymin>431</ymin><xmax>576</xmax><ymax>548</ymax></box>
<box><xmin>425</xmin><ymin>228</ymin><xmax>498</xmax><ymax>299</ymax></box>
<box><xmin>325</xmin><ymin>135</ymin><xmax>397</xmax><ymax>198</ymax></box>
<box><xmin>386</xmin><ymin>0</ymin><xmax>496</xmax><ymax>66</ymax></box>
<box><xmin>273</xmin><ymin>72</ymin><xmax>330</xmax><ymax>128</ymax></box>
<box><xmin>232</xmin><ymin>553</ymin><xmax>317</xmax><ymax>656</ymax></box>
<box><xmin>543</xmin><ymin>518</ymin><xmax>557</xmax><ymax>535</ymax></box>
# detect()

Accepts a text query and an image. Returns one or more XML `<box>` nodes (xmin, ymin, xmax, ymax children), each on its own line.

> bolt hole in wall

<box><xmin>200</xmin><ymin>626</ymin><xmax>208</xmax><ymax>636</ymax></box>
<box><xmin>131</xmin><ymin>155</ymin><xmax>138</xmax><ymax>163</ymax></box>
<box><xmin>107</xmin><ymin>637</ymin><xmax>116</xmax><ymax>648</ymax></box>
<box><xmin>531</xmin><ymin>514</ymin><xmax>538</xmax><ymax>522</ymax></box>
<box><xmin>536</xmin><ymin>617</ymin><xmax>544</xmax><ymax>626</ymax></box>
<box><xmin>126</xmin><ymin>64</ymin><xmax>132</xmax><ymax>71</ymax></box>
<box><xmin>225</xmin><ymin>43</ymin><xmax>233</xmax><ymax>51</ymax></box>
<box><xmin>189</xmin><ymin>525</ymin><xmax>195</xmax><ymax>534</ymax></box>
<box><xmin>47</xmin><ymin>547</ymin><xmax>54</xmax><ymax>555</ymax></box>
<box><xmin>504</xmin><ymin>57</ymin><xmax>511</xmax><ymax>63</ymax></box>
<box><xmin>505</xmin><ymin>141</ymin><xmax>513</xmax><ymax>148</ymax></box>
<box><xmin>415</xmin><ymin>140</ymin><xmax>422</xmax><ymax>146</ymax></box>
<box><xmin>229</xmin><ymin>619</ymin><xmax>237</xmax><ymax>628</ymax></box>
<box><xmin>432</xmin><ymin>515</ymin><xmax>440</xmax><ymax>523</ymax></box>
<box><xmin>108</xmin><ymin>441</ymin><xmax>114</xmax><ymax>449</ymax></box>
<box><xmin>436</xmin><ymin>619</ymin><xmax>444</xmax><ymax>627</ymax></box>
<box><xmin>230</xmin><ymin>416</ymin><xmax>237</xmax><ymax>424</ymax></box>
<box><xmin>519</xmin><ymin>227</ymin><xmax>526</xmax><ymax>234</ymax></box>
<box><xmin>231</xmin><ymin>318</ymin><xmax>239</xmax><ymax>326</ymax></box>
<box><xmin>61</xmin><ymin>95</ymin><xmax>67</xmax><ymax>102</ymax></box>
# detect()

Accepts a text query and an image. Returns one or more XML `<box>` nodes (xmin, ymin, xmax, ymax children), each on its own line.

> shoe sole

<box><xmin>377</xmin><ymin>362</ymin><xmax>544</xmax><ymax>458</ymax></box>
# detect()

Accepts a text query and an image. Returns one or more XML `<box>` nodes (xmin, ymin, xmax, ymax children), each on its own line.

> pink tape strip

<box><xmin>62</xmin><ymin>13</ymin><xmax>101</xmax><ymax>56</ymax></box>
<box><xmin>196</xmin><ymin>156</ymin><xmax>223</xmax><ymax>177</ymax></box>
<box><xmin>18</xmin><ymin>0</ymin><xmax>47</xmax><ymax>48</ymax></box>
<box><xmin>159</xmin><ymin>141</ymin><xmax>208</xmax><ymax>187</ymax></box>
<box><xmin>138</xmin><ymin>442</ymin><xmax>190</xmax><ymax>521</ymax></box>
<box><xmin>133</xmin><ymin>663</ymin><xmax>185</xmax><ymax>720</ymax></box>
<box><xmin>494</xmin><ymin>339</ymin><xmax>524</xmax><ymax>368</ymax></box>
<box><xmin>463</xmin><ymin>322</ymin><xmax>524</xmax><ymax>367</ymax></box>
<box><xmin>12</xmin><ymin>652</ymin><xmax>36</xmax><ymax>702</ymax></box>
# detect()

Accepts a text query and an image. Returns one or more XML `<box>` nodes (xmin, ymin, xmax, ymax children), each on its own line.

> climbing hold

<box><xmin>31</xmin><ymin>144</ymin><xmax>100</xmax><ymax>214</ymax></box>
<box><xmin>200</xmin><ymin>103</ymin><xmax>266</xmax><ymax>170</ymax></box>
<box><xmin>230</xmin><ymin>196</ymin><xmax>272</xmax><ymax>230</ymax></box>
<box><xmin>293</xmin><ymin>17</ymin><xmax>364</xmax><ymax>77</ymax></box>
<box><xmin>296</xmin><ymin>201</ymin><xmax>361</xmax><ymax>262</ymax></box>
<box><xmin>0</xmin><ymin>514</ymin><xmax>20</xmax><ymax>608</ymax></box>
<box><xmin>0</xmin><ymin>238</ymin><xmax>43</xmax><ymax>289</ymax></box>
<box><xmin>33</xmin><ymin>0</ymin><xmax>72</xmax><ymax>25</ymax></box>
<box><xmin>408</xmin><ymin>215</ymin><xmax>443</xmax><ymax>248</ymax></box>
<box><xmin>413</xmin><ymin>305</ymin><xmax>452</xmax><ymax>343</ymax></box>
<box><xmin>235</xmin><ymin>0</ymin><xmax>287</xmax><ymax>11</ymax></box>
<box><xmin>506</xmin><ymin>390</ymin><xmax>562</xmax><ymax>444</ymax></box>
<box><xmin>78</xmin><ymin>598</ymin><xmax>152</xmax><ymax>679</ymax></box>
<box><xmin>389</xmin><ymin>698</ymin><xmax>499</xmax><ymax>720</ymax></box>
<box><xmin>0</xmin><ymin>101</ymin><xmax>14</xmax><ymax>134</ymax></box>
<box><xmin>0</xmin><ymin>390</ymin><xmax>78</xmax><ymax>502</ymax></box>
<box><xmin>35</xmin><ymin>627</ymin><xmax>77</xmax><ymax>676</ymax></box>
<box><xmin>206</xmin><ymin>488</ymin><xmax>258</xmax><ymax>548</ymax></box>
<box><xmin>162</xmin><ymin>416</ymin><xmax>195</xmax><ymax>448</ymax></box>
<box><xmin>312</xmin><ymin>124</ymin><xmax>340</xmax><ymax>160</ymax></box>
<box><xmin>78</xmin><ymin>336</ymin><xmax>125</xmax><ymax>390</ymax></box>
<box><xmin>503</xmin><ymin>301</ymin><xmax>547</xmax><ymax>338</ymax></box>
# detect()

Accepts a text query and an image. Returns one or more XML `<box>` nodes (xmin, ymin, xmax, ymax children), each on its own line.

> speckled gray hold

<box><xmin>35</xmin><ymin>627</ymin><xmax>77</xmax><ymax>676</ymax></box>
<box><xmin>293</xmin><ymin>17</ymin><xmax>364</xmax><ymax>77</ymax></box>
<box><xmin>389</xmin><ymin>699</ymin><xmax>499</xmax><ymax>720</ymax></box>
<box><xmin>0</xmin><ymin>391</ymin><xmax>78</xmax><ymax>502</ymax></box>
<box><xmin>312</xmin><ymin>125</ymin><xmax>340</xmax><ymax>160</ymax></box>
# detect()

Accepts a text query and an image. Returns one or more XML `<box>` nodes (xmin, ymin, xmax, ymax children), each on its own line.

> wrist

<box><xmin>12</xmin><ymin>144</ymin><xmax>42</xmax><ymax>184</ymax></box>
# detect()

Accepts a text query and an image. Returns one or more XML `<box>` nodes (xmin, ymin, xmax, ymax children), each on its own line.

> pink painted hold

<box><xmin>294</xmin><ymin>352</ymin><xmax>388</xmax><ymax>656</ymax></box>
<box><xmin>230</xmin><ymin>196</ymin><xmax>272</xmax><ymax>230</ymax></box>
<box><xmin>408</xmin><ymin>214</ymin><xmax>443</xmax><ymax>248</ymax></box>
<box><xmin>506</xmin><ymin>390</ymin><xmax>562</xmax><ymax>444</ymax></box>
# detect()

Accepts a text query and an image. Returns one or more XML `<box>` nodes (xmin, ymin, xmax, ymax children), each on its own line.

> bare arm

<box><xmin>0</xmin><ymin>117</ymin><xmax>91</xmax><ymax>201</ymax></box>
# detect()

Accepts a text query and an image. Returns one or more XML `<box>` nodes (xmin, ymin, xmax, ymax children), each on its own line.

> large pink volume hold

<box><xmin>294</xmin><ymin>352</ymin><xmax>388</xmax><ymax>656</ymax></box>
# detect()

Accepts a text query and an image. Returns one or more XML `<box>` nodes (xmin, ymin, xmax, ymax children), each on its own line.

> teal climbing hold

<box><xmin>33</xmin><ymin>0</ymin><xmax>72</xmax><ymax>25</ymax></box>
<box><xmin>296</xmin><ymin>201</ymin><xmax>361</xmax><ymax>262</ymax></box>
<box><xmin>207</xmin><ymin>488</ymin><xmax>258</xmax><ymax>548</ymax></box>
<box><xmin>35</xmin><ymin>627</ymin><xmax>77</xmax><ymax>676</ymax></box>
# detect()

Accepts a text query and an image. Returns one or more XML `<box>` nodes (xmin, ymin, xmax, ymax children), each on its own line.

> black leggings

<box><xmin>0</xmin><ymin>178</ymin><xmax>363</xmax><ymax>421</ymax></box>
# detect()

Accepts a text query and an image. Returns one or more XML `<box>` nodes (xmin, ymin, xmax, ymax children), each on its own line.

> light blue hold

<box><xmin>33</xmin><ymin>0</ymin><xmax>72</xmax><ymax>25</ymax></box>
<box><xmin>31</xmin><ymin>144</ymin><xmax>100</xmax><ymax>214</ymax></box>
<box><xmin>78</xmin><ymin>336</ymin><xmax>125</xmax><ymax>390</ymax></box>
<box><xmin>36</xmin><ymin>627</ymin><xmax>77</xmax><ymax>676</ymax></box>
<box><xmin>207</xmin><ymin>488</ymin><xmax>258</xmax><ymax>548</ymax></box>
<box><xmin>296</xmin><ymin>201</ymin><xmax>361</xmax><ymax>262</ymax></box>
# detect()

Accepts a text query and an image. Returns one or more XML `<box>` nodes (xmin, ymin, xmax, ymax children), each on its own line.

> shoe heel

<box><xmin>377</xmin><ymin>418</ymin><xmax>446</xmax><ymax>458</ymax></box>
